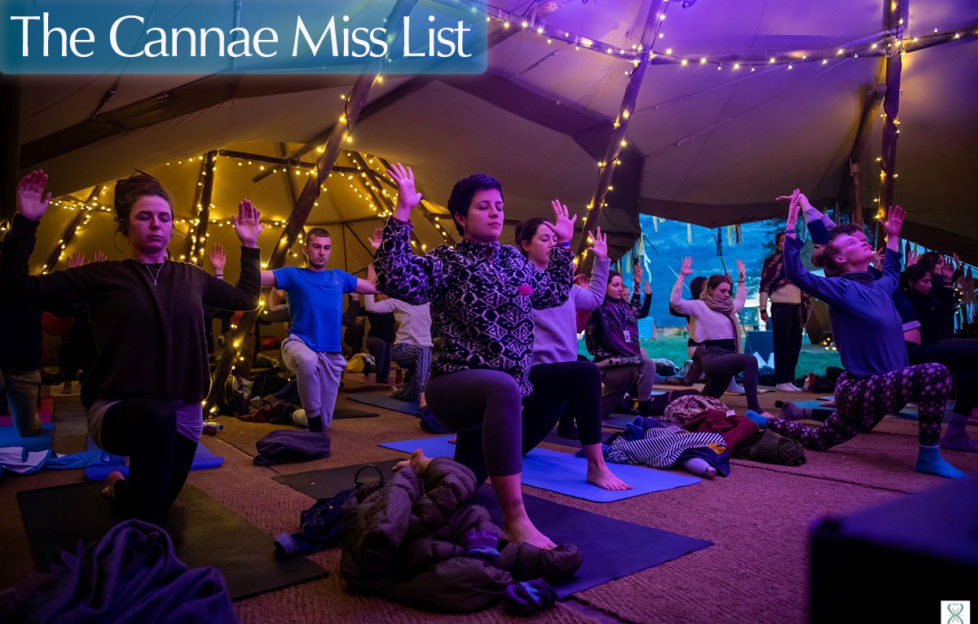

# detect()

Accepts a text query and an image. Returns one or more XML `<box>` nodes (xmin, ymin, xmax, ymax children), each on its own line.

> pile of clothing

<box><xmin>340</xmin><ymin>457</ymin><xmax>581</xmax><ymax>613</ymax></box>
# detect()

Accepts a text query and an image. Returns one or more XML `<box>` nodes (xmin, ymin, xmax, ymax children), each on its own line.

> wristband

<box><xmin>215</xmin><ymin>273</ymin><xmax>224</xmax><ymax>279</ymax></box>
<box><xmin>785</xmin><ymin>229</ymin><xmax>795</xmax><ymax>234</ymax></box>
<box><xmin>558</xmin><ymin>241</ymin><xmax>571</xmax><ymax>248</ymax></box>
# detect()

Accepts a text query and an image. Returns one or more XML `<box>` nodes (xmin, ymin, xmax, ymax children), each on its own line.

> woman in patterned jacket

<box><xmin>374</xmin><ymin>163</ymin><xmax>573</xmax><ymax>549</ymax></box>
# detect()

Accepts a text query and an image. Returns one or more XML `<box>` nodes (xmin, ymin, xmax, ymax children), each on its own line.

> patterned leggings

<box><xmin>768</xmin><ymin>362</ymin><xmax>950</xmax><ymax>450</ymax></box>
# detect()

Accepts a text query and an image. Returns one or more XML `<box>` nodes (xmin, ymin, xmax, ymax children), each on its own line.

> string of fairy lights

<box><xmin>36</xmin><ymin>148</ymin><xmax>456</xmax><ymax>272</ymax></box>
<box><xmin>484</xmin><ymin>2</ymin><xmax>977</xmax><ymax>71</ymax></box>
<box><xmin>484</xmin><ymin>1</ymin><xmax>977</xmax><ymax>237</ymax></box>
<box><xmin>11</xmin><ymin>4</ymin><xmax>975</xmax><ymax>275</ymax></box>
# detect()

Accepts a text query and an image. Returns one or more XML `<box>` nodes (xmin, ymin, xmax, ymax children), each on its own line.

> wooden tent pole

<box><xmin>574</xmin><ymin>0</ymin><xmax>665</xmax><ymax>255</ymax></box>
<box><xmin>41</xmin><ymin>185</ymin><xmax>103</xmax><ymax>272</ymax></box>
<box><xmin>183</xmin><ymin>151</ymin><xmax>217</xmax><ymax>263</ymax></box>
<box><xmin>347</xmin><ymin>151</ymin><xmax>394</xmax><ymax>218</ymax></box>
<box><xmin>843</xmin><ymin>82</ymin><xmax>886</xmax><ymax>227</ymax></box>
<box><xmin>206</xmin><ymin>0</ymin><xmax>419</xmax><ymax>412</ymax></box>
<box><xmin>879</xmin><ymin>0</ymin><xmax>909</xmax><ymax>213</ymax></box>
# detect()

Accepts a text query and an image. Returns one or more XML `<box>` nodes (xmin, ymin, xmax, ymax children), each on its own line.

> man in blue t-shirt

<box><xmin>261</xmin><ymin>227</ymin><xmax>377</xmax><ymax>432</ymax></box>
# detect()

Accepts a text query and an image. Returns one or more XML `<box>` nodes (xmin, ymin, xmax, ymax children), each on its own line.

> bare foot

<box><xmin>100</xmin><ymin>471</ymin><xmax>125</xmax><ymax>498</ymax></box>
<box><xmin>678</xmin><ymin>457</ymin><xmax>717</xmax><ymax>479</ymax></box>
<box><xmin>393</xmin><ymin>449</ymin><xmax>432</xmax><ymax>474</ymax></box>
<box><xmin>586</xmin><ymin>463</ymin><xmax>632</xmax><ymax>491</ymax></box>
<box><xmin>505</xmin><ymin>519</ymin><xmax>556</xmax><ymax>550</ymax></box>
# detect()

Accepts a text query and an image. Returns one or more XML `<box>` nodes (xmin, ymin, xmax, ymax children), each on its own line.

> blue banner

<box><xmin>1</xmin><ymin>0</ymin><xmax>487</xmax><ymax>74</ymax></box>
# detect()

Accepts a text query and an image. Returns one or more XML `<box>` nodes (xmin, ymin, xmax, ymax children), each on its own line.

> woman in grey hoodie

<box><xmin>517</xmin><ymin>218</ymin><xmax>630</xmax><ymax>491</ymax></box>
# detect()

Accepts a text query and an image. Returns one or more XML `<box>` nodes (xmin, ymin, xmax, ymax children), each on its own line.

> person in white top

<box><xmin>671</xmin><ymin>257</ymin><xmax>773</xmax><ymax>417</ymax></box>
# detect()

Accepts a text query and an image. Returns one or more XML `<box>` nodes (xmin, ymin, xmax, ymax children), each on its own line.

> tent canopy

<box><xmin>12</xmin><ymin>0</ymin><xmax>978</xmax><ymax>271</ymax></box>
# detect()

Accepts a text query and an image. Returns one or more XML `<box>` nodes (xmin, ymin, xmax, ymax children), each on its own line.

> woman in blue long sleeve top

<box><xmin>802</xmin><ymin>196</ymin><xmax>978</xmax><ymax>452</ymax></box>
<box><xmin>747</xmin><ymin>192</ymin><xmax>964</xmax><ymax>478</ymax></box>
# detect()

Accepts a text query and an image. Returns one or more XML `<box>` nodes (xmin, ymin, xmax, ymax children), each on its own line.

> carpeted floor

<box><xmin>2</xmin><ymin>378</ymin><xmax>976</xmax><ymax>623</ymax></box>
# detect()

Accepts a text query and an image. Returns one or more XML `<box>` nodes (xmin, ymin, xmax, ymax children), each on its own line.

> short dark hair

<box><xmin>775</xmin><ymin>232</ymin><xmax>786</xmax><ymax>245</ymax></box>
<box><xmin>446</xmin><ymin>174</ymin><xmax>503</xmax><ymax>235</ymax></box>
<box><xmin>916</xmin><ymin>251</ymin><xmax>942</xmax><ymax>272</ymax></box>
<box><xmin>114</xmin><ymin>172</ymin><xmax>170</xmax><ymax>236</ymax></box>
<box><xmin>514</xmin><ymin>217</ymin><xmax>550</xmax><ymax>255</ymax></box>
<box><xmin>305</xmin><ymin>227</ymin><xmax>331</xmax><ymax>241</ymax></box>
<box><xmin>689</xmin><ymin>276</ymin><xmax>707</xmax><ymax>300</ymax></box>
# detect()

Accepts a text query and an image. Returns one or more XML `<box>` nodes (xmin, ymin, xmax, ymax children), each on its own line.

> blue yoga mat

<box><xmin>347</xmin><ymin>392</ymin><xmax>420</xmax><ymax>416</ymax></box>
<box><xmin>791</xmin><ymin>400</ymin><xmax>956</xmax><ymax>422</ymax></box>
<box><xmin>887</xmin><ymin>405</ymin><xmax>958</xmax><ymax>422</ymax></box>
<box><xmin>0</xmin><ymin>424</ymin><xmax>54</xmax><ymax>452</ymax></box>
<box><xmin>793</xmin><ymin>400</ymin><xmax>830</xmax><ymax>410</ymax></box>
<box><xmin>83</xmin><ymin>437</ymin><xmax>224</xmax><ymax>480</ymax></box>
<box><xmin>472</xmin><ymin>486</ymin><xmax>713</xmax><ymax>597</ymax></box>
<box><xmin>380</xmin><ymin>435</ymin><xmax>700</xmax><ymax>502</ymax></box>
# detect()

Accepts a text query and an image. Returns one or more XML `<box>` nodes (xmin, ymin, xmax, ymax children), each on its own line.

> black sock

<box><xmin>308</xmin><ymin>415</ymin><xmax>324</xmax><ymax>432</ymax></box>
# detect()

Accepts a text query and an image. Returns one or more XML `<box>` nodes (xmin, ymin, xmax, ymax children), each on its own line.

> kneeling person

<box><xmin>262</xmin><ymin>228</ymin><xmax>376</xmax><ymax>432</ymax></box>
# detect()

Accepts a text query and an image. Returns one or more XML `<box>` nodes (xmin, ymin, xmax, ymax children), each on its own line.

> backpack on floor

<box><xmin>275</xmin><ymin>465</ymin><xmax>386</xmax><ymax>557</ymax></box>
<box><xmin>661</xmin><ymin>394</ymin><xmax>729</xmax><ymax>425</ymax></box>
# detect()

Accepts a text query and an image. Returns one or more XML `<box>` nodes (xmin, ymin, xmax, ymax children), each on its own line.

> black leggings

<box><xmin>907</xmin><ymin>339</ymin><xmax>978</xmax><ymax>415</ymax></box>
<box><xmin>523</xmin><ymin>361</ymin><xmax>603</xmax><ymax>448</ymax></box>
<box><xmin>366</xmin><ymin>337</ymin><xmax>393</xmax><ymax>384</ymax></box>
<box><xmin>426</xmin><ymin>370</ymin><xmax>524</xmax><ymax>485</ymax></box>
<box><xmin>100</xmin><ymin>399</ymin><xmax>197</xmax><ymax>526</ymax></box>
<box><xmin>700</xmin><ymin>350</ymin><xmax>762</xmax><ymax>412</ymax></box>
<box><xmin>771</xmin><ymin>302</ymin><xmax>802</xmax><ymax>384</ymax></box>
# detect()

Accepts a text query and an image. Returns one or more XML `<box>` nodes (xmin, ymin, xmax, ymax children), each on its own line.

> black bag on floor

<box><xmin>275</xmin><ymin>465</ymin><xmax>385</xmax><ymax>557</ymax></box>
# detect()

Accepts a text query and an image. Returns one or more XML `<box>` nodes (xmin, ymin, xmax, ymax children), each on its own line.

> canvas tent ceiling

<box><xmin>10</xmin><ymin>0</ymin><xmax>978</xmax><ymax>271</ymax></box>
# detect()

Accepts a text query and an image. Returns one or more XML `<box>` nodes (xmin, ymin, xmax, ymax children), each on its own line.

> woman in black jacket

<box><xmin>3</xmin><ymin>170</ymin><xmax>263</xmax><ymax>525</ymax></box>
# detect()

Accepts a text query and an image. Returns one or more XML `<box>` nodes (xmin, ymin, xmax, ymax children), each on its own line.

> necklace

<box><xmin>144</xmin><ymin>261</ymin><xmax>165</xmax><ymax>285</ymax></box>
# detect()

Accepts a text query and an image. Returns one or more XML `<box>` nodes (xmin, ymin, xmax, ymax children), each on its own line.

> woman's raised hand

<box><xmin>736</xmin><ymin>259</ymin><xmax>746</xmax><ymax>281</ymax></box>
<box><xmin>777</xmin><ymin>188</ymin><xmax>803</xmax><ymax>235</ymax></box>
<box><xmin>882</xmin><ymin>205</ymin><xmax>905</xmax><ymax>239</ymax></box>
<box><xmin>209</xmin><ymin>243</ymin><xmax>226</xmax><ymax>273</ymax></box>
<box><xmin>17</xmin><ymin>171</ymin><xmax>52</xmax><ymax>221</ymax></box>
<box><xmin>550</xmin><ymin>200</ymin><xmax>577</xmax><ymax>245</ymax></box>
<box><xmin>67</xmin><ymin>252</ymin><xmax>86</xmax><ymax>269</ymax></box>
<box><xmin>233</xmin><ymin>199</ymin><xmax>265</xmax><ymax>248</ymax></box>
<box><xmin>368</xmin><ymin>227</ymin><xmax>384</xmax><ymax>251</ymax></box>
<box><xmin>679</xmin><ymin>256</ymin><xmax>694</xmax><ymax>277</ymax></box>
<box><xmin>587</xmin><ymin>226</ymin><xmax>608</xmax><ymax>260</ymax></box>
<box><xmin>387</xmin><ymin>163</ymin><xmax>423</xmax><ymax>217</ymax></box>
